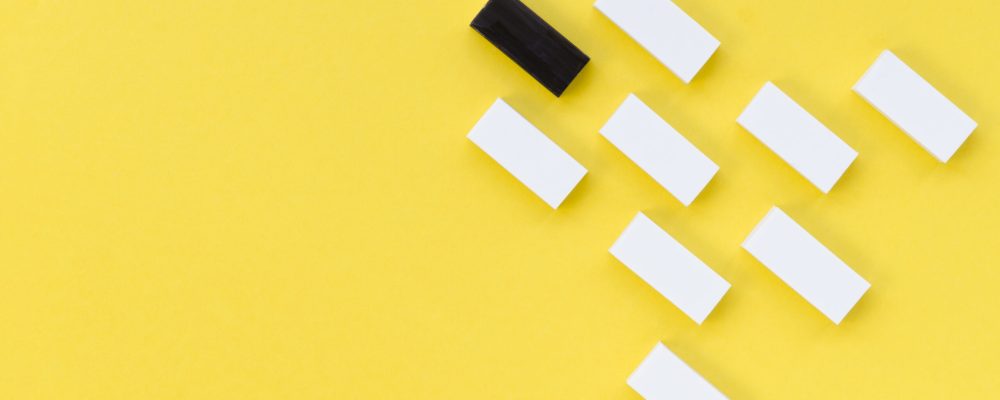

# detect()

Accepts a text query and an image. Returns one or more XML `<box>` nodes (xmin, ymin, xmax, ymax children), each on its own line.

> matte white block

<box><xmin>853</xmin><ymin>50</ymin><xmax>977</xmax><ymax>162</ymax></box>
<box><xmin>594</xmin><ymin>0</ymin><xmax>719</xmax><ymax>83</ymax></box>
<box><xmin>600</xmin><ymin>94</ymin><xmax>718</xmax><ymax>206</ymax></box>
<box><xmin>628</xmin><ymin>343</ymin><xmax>727</xmax><ymax>400</ymax></box>
<box><xmin>742</xmin><ymin>207</ymin><xmax>870</xmax><ymax>324</ymax></box>
<box><xmin>610</xmin><ymin>212</ymin><xmax>729</xmax><ymax>324</ymax></box>
<box><xmin>467</xmin><ymin>99</ymin><xmax>587</xmax><ymax>208</ymax></box>
<box><xmin>737</xmin><ymin>82</ymin><xmax>857</xmax><ymax>193</ymax></box>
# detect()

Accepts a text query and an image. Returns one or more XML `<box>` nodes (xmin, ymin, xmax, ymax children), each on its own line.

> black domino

<box><xmin>471</xmin><ymin>0</ymin><xmax>589</xmax><ymax>97</ymax></box>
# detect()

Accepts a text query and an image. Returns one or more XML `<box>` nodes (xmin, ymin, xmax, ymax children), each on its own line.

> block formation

<box><xmin>600</xmin><ymin>94</ymin><xmax>719</xmax><ymax>206</ymax></box>
<box><xmin>610</xmin><ymin>212</ymin><xmax>730</xmax><ymax>324</ymax></box>
<box><xmin>467</xmin><ymin>99</ymin><xmax>587</xmax><ymax>208</ymax></box>
<box><xmin>737</xmin><ymin>82</ymin><xmax>857</xmax><ymax>193</ymax></box>
<box><xmin>628</xmin><ymin>343</ymin><xmax>728</xmax><ymax>400</ymax></box>
<box><xmin>854</xmin><ymin>50</ymin><xmax>976</xmax><ymax>162</ymax></box>
<box><xmin>595</xmin><ymin>0</ymin><xmax>719</xmax><ymax>83</ymax></box>
<box><xmin>742</xmin><ymin>207</ymin><xmax>870</xmax><ymax>324</ymax></box>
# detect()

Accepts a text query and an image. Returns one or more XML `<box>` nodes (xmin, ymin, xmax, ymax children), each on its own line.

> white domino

<box><xmin>742</xmin><ymin>207</ymin><xmax>870</xmax><ymax>324</ymax></box>
<box><xmin>610</xmin><ymin>212</ymin><xmax>730</xmax><ymax>324</ymax></box>
<box><xmin>854</xmin><ymin>50</ymin><xmax>977</xmax><ymax>162</ymax></box>
<box><xmin>600</xmin><ymin>94</ymin><xmax>718</xmax><ymax>206</ymax></box>
<box><xmin>594</xmin><ymin>0</ymin><xmax>719</xmax><ymax>83</ymax></box>
<box><xmin>737</xmin><ymin>82</ymin><xmax>857</xmax><ymax>193</ymax></box>
<box><xmin>628</xmin><ymin>342</ymin><xmax>727</xmax><ymax>400</ymax></box>
<box><xmin>467</xmin><ymin>99</ymin><xmax>587</xmax><ymax>208</ymax></box>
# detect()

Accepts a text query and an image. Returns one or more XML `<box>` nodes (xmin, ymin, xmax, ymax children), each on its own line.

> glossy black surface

<box><xmin>471</xmin><ymin>0</ymin><xmax>589</xmax><ymax>97</ymax></box>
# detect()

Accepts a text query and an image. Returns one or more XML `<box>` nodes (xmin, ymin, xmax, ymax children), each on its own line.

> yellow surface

<box><xmin>1</xmin><ymin>0</ymin><xmax>998</xmax><ymax>398</ymax></box>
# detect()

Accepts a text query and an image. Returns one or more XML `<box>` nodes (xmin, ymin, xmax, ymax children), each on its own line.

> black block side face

<box><xmin>470</xmin><ymin>0</ymin><xmax>590</xmax><ymax>97</ymax></box>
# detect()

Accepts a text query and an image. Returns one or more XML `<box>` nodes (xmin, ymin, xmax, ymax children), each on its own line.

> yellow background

<box><xmin>1</xmin><ymin>0</ymin><xmax>998</xmax><ymax>398</ymax></box>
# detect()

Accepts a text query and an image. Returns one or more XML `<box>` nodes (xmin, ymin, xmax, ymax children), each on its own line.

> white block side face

<box><xmin>600</xmin><ymin>94</ymin><xmax>719</xmax><ymax>206</ymax></box>
<box><xmin>736</xmin><ymin>82</ymin><xmax>858</xmax><ymax>193</ymax></box>
<box><xmin>610</xmin><ymin>212</ymin><xmax>730</xmax><ymax>324</ymax></box>
<box><xmin>467</xmin><ymin>99</ymin><xmax>587</xmax><ymax>208</ymax></box>
<box><xmin>742</xmin><ymin>207</ymin><xmax>870</xmax><ymax>324</ymax></box>
<box><xmin>628</xmin><ymin>343</ymin><xmax>728</xmax><ymax>400</ymax></box>
<box><xmin>594</xmin><ymin>0</ymin><xmax>719</xmax><ymax>83</ymax></box>
<box><xmin>853</xmin><ymin>50</ymin><xmax>977</xmax><ymax>162</ymax></box>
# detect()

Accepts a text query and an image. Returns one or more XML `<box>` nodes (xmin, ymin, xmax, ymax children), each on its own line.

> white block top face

<box><xmin>600</xmin><ymin>94</ymin><xmax>719</xmax><ymax>206</ymax></box>
<box><xmin>610</xmin><ymin>212</ymin><xmax>730</xmax><ymax>324</ymax></box>
<box><xmin>594</xmin><ymin>0</ymin><xmax>719</xmax><ymax>83</ymax></box>
<box><xmin>628</xmin><ymin>343</ymin><xmax>727</xmax><ymax>400</ymax></box>
<box><xmin>467</xmin><ymin>99</ymin><xmax>587</xmax><ymax>208</ymax></box>
<box><xmin>742</xmin><ymin>207</ymin><xmax>870</xmax><ymax>324</ymax></box>
<box><xmin>737</xmin><ymin>82</ymin><xmax>858</xmax><ymax>193</ymax></box>
<box><xmin>853</xmin><ymin>50</ymin><xmax>977</xmax><ymax>162</ymax></box>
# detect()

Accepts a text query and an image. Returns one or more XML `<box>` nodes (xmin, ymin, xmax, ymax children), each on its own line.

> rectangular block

<box><xmin>737</xmin><ymin>82</ymin><xmax>857</xmax><ymax>193</ymax></box>
<box><xmin>600</xmin><ymin>94</ymin><xmax>718</xmax><ymax>206</ymax></box>
<box><xmin>742</xmin><ymin>207</ymin><xmax>870</xmax><ymax>324</ymax></box>
<box><xmin>467</xmin><ymin>99</ymin><xmax>587</xmax><ymax>208</ymax></box>
<box><xmin>610</xmin><ymin>212</ymin><xmax>730</xmax><ymax>324</ymax></box>
<box><xmin>595</xmin><ymin>0</ymin><xmax>719</xmax><ymax>83</ymax></box>
<box><xmin>471</xmin><ymin>0</ymin><xmax>590</xmax><ymax>97</ymax></box>
<box><xmin>853</xmin><ymin>50</ymin><xmax>977</xmax><ymax>162</ymax></box>
<box><xmin>628</xmin><ymin>342</ymin><xmax>727</xmax><ymax>400</ymax></box>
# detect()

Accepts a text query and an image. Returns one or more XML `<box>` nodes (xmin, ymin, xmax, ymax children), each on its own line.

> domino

<box><xmin>853</xmin><ymin>50</ymin><xmax>977</xmax><ymax>162</ymax></box>
<box><xmin>737</xmin><ymin>82</ymin><xmax>857</xmax><ymax>193</ymax></box>
<box><xmin>600</xmin><ymin>94</ymin><xmax>718</xmax><ymax>206</ymax></box>
<box><xmin>471</xmin><ymin>0</ymin><xmax>590</xmax><ymax>97</ymax></box>
<box><xmin>628</xmin><ymin>342</ymin><xmax>728</xmax><ymax>400</ymax></box>
<box><xmin>467</xmin><ymin>99</ymin><xmax>587</xmax><ymax>208</ymax></box>
<box><xmin>610</xmin><ymin>212</ymin><xmax>730</xmax><ymax>324</ymax></box>
<box><xmin>742</xmin><ymin>207</ymin><xmax>870</xmax><ymax>324</ymax></box>
<box><xmin>594</xmin><ymin>0</ymin><xmax>719</xmax><ymax>83</ymax></box>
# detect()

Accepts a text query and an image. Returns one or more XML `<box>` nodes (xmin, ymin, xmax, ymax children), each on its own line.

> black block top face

<box><xmin>470</xmin><ymin>0</ymin><xmax>589</xmax><ymax>97</ymax></box>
